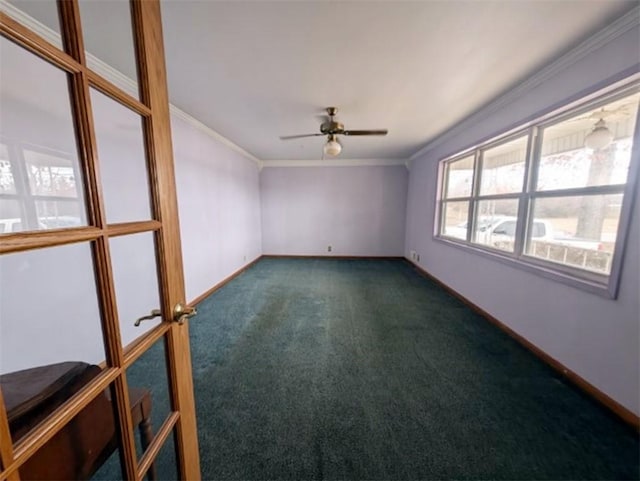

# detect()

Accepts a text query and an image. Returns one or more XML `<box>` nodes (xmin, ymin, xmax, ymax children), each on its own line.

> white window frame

<box><xmin>434</xmin><ymin>79</ymin><xmax>640</xmax><ymax>298</ymax></box>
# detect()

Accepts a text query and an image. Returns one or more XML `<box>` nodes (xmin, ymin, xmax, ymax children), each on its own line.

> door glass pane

<box><xmin>15</xmin><ymin>381</ymin><xmax>124</xmax><ymax>480</ymax></box>
<box><xmin>441</xmin><ymin>201</ymin><xmax>469</xmax><ymax>240</ymax></box>
<box><xmin>0</xmin><ymin>37</ymin><xmax>88</xmax><ymax>234</ymax></box>
<box><xmin>91</xmin><ymin>443</ymin><xmax>124</xmax><ymax>481</ymax></box>
<box><xmin>480</xmin><ymin>136</ymin><xmax>527</xmax><ymax>195</ymax></box>
<box><xmin>126</xmin><ymin>336</ymin><xmax>173</xmax><ymax>465</ymax></box>
<box><xmin>34</xmin><ymin>199</ymin><xmax>85</xmax><ymax>228</ymax></box>
<box><xmin>0</xmin><ymin>198</ymin><xmax>22</xmax><ymax>233</ymax></box>
<box><xmin>110</xmin><ymin>232</ymin><xmax>161</xmax><ymax>347</ymax></box>
<box><xmin>472</xmin><ymin>199</ymin><xmax>520</xmax><ymax>252</ymax></box>
<box><xmin>91</xmin><ymin>88</ymin><xmax>151</xmax><ymax>224</ymax></box>
<box><xmin>525</xmin><ymin>194</ymin><xmax>622</xmax><ymax>275</ymax></box>
<box><xmin>0</xmin><ymin>144</ymin><xmax>16</xmax><ymax>194</ymax></box>
<box><xmin>150</xmin><ymin>429</ymin><xmax>179</xmax><ymax>481</ymax></box>
<box><xmin>537</xmin><ymin>91</ymin><xmax>640</xmax><ymax>191</ymax></box>
<box><xmin>0</xmin><ymin>242</ymin><xmax>106</xmax><ymax>442</ymax></box>
<box><xmin>444</xmin><ymin>156</ymin><xmax>474</xmax><ymax>198</ymax></box>
<box><xmin>79</xmin><ymin>0</ymin><xmax>139</xmax><ymax>98</ymax></box>
<box><xmin>24</xmin><ymin>149</ymin><xmax>81</xmax><ymax>198</ymax></box>
<box><xmin>2</xmin><ymin>1</ymin><xmax>62</xmax><ymax>49</ymax></box>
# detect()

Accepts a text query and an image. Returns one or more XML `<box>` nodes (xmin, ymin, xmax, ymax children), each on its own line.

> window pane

<box><xmin>0</xmin><ymin>242</ymin><xmax>107</xmax><ymax>446</ymax></box>
<box><xmin>35</xmin><ymin>200</ymin><xmax>85</xmax><ymax>228</ymax></box>
<box><xmin>441</xmin><ymin>201</ymin><xmax>469</xmax><ymax>240</ymax></box>
<box><xmin>79</xmin><ymin>0</ymin><xmax>139</xmax><ymax>98</ymax></box>
<box><xmin>2</xmin><ymin>1</ymin><xmax>62</xmax><ymax>49</ymax></box>
<box><xmin>0</xmin><ymin>243</ymin><xmax>105</xmax><ymax>374</ymax></box>
<box><xmin>126</xmin><ymin>336</ymin><xmax>173</xmax><ymax>465</ymax></box>
<box><xmin>91</xmin><ymin>88</ymin><xmax>151</xmax><ymax>223</ymax></box>
<box><xmin>24</xmin><ymin>150</ymin><xmax>80</xmax><ymax>198</ymax></box>
<box><xmin>480</xmin><ymin>136</ymin><xmax>527</xmax><ymax>195</ymax></box>
<box><xmin>536</xmin><ymin>92</ymin><xmax>640</xmax><ymax>191</ymax></box>
<box><xmin>444</xmin><ymin>156</ymin><xmax>474</xmax><ymax>198</ymax></box>
<box><xmin>151</xmin><ymin>429</ymin><xmax>179</xmax><ymax>480</ymax></box>
<box><xmin>16</xmin><ymin>381</ymin><xmax>125</xmax><ymax>480</ymax></box>
<box><xmin>0</xmin><ymin>199</ymin><xmax>22</xmax><ymax>234</ymax></box>
<box><xmin>472</xmin><ymin>199</ymin><xmax>520</xmax><ymax>252</ymax></box>
<box><xmin>526</xmin><ymin>194</ymin><xmax>622</xmax><ymax>274</ymax></box>
<box><xmin>109</xmin><ymin>232</ymin><xmax>161</xmax><ymax>347</ymax></box>
<box><xmin>0</xmin><ymin>37</ymin><xmax>88</xmax><ymax>234</ymax></box>
<box><xmin>0</xmin><ymin>144</ymin><xmax>16</xmax><ymax>194</ymax></box>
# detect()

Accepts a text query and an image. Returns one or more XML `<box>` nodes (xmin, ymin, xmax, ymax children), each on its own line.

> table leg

<box><xmin>139</xmin><ymin>417</ymin><xmax>157</xmax><ymax>481</ymax></box>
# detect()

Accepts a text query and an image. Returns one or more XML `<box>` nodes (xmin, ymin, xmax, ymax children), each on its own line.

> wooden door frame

<box><xmin>0</xmin><ymin>1</ymin><xmax>200</xmax><ymax>479</ymax></box>
<box><xmin>134</xmin><ymin>1</ymin><xmax>200</xmax><ymax>477</ymax></box>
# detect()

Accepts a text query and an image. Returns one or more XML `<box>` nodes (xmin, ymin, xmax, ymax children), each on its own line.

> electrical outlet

<box><xmin>243</xmin><ymin>255</ymin><xmax>247</xmax><ymax>262</ymax></box>
<box><xmin>327</xmin><ymin>245</ymin><xmax>332</xmax><ymax>252</ymax></box>
<box><xmin>410</xmin><ymin>250</ymin><xmax>416</xmax><ymax>260</ymax></box>
<box><xmin>417</xmin><ymin>254</ymin><xmax>420</xmax><ymax>262</ymax></box>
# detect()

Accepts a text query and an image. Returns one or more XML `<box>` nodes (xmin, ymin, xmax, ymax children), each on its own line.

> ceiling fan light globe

<box><xmin>585</xmin><ymin>122</ymin><xmax>614</xmax><ymax>150</ymax></box>
<box><xmin>323</xmin><ymin>139</ymin><xmax>342</xmax><ymax>156</ymax></box>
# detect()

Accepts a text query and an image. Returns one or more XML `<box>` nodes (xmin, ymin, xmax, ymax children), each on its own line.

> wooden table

<box><xmin>1</xmin><ymin>362</ymin><xmax>155</xmax><ymax>480</ymax></box>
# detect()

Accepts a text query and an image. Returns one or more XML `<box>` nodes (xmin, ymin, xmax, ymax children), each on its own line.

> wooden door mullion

<box><xmin>57</xmin><ymin>1</ymin><xmax>139</xmax><ymax>478</ymax></box>
<box><xmin>0</xmin><ymin>388</ymin><xmax>19</xmax><ymax>481</ymax></box>
<box><xmin>132</xmin><ymin>1</ymin><xmax>201</xmax><ymax>478</ymax></box>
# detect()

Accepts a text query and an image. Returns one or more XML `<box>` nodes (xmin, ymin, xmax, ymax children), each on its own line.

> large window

<box><xmin>436</xmin><ymin>84</ymin><xmax>640</xmax><ymax>296</ymax></box>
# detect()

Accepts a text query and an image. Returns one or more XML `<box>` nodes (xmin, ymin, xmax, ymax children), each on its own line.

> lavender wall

<box><xmin>172</xmin><ymin>115</ymin><xmax>262</xmax><ymax>303</ymax></box>
<box><xmin>261</xmin><ymin>165</ymin><xmax>407</xmax><ymax>256</ymax></box>
<box><xmin>405</xmin><ymin>26</ymin><xmax>640</xmax><ymax>414</ymax></box>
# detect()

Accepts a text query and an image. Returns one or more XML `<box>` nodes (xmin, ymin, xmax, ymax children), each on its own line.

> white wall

<box><xmin>0</xmin><ymin>36</ymin><xmax>262</xmax><ymax>372</ymax></box>
<box><xmin>405</xmin><ymin>25</ymin><xmax>640</xmax><ymax>415</ymax></box>
<box><xmin>260</xmin><ymin>165</ymin><xmax>407</xmax><ymax>256</ymax></box>
<box><xmin>172</xmin><ymin>115</ymin><xmax>262</xmax><ymax>303</ymax></box>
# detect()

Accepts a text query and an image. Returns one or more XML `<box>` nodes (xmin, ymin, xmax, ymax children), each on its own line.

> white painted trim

<box><xmin>409</xmin><ymin>5</ymin><xmax>640</xmax><ymax>162</ymax></box>
<box><xmin>168</xmin><ymin>107</ymin><xmax>261</xmax><ymax>165</ymax></box>
<box><xmin>261</xmin><ymin>158</ymin><xmax>408</xmax><ymax>168</ymax></box>
<box><xmin>0</xmin><ymin>0</ymin><xmax>262</xmax><ymax>167</ymax></box>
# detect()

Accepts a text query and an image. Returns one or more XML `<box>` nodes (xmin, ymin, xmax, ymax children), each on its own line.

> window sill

<box><xmin>432</xmin><ymin>235</ymin><xmax>616</xmax><ymax>299</ymax></box>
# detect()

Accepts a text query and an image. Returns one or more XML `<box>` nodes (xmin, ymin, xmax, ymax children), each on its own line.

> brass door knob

<box><xmin>173</xmin><ymin>303</ymin><xmax>197</xmax><ymax>324</ymax></box>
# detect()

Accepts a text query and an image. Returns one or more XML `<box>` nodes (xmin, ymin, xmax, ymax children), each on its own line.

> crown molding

<box><xmin>261</xmin><ymin>158</ymin><xmax>408</xmax><ymax>168</ymax></box>
<box><xmin>0</xmin><ymin>0</ymin><xmax>262</xmax><ymax>167</ymax></box>
<box><xmin>409</xmin><ymin>5</ymin><xmax>640</xmax><ymax>162</ymax></box>
<box><xmin>168</xmin><ymin>108</ymin><xmax>261</xmax><ymax>166</ymax></box>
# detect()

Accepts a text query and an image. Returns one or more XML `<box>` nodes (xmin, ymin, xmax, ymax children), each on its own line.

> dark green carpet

<box><xmin>94</xmin><ymin>258</ymin><xmax>639</xmax><ymax>480</ymax></box>
<box><xmin>190</xmin><ymin>258</ymin><xmax>639</xmax><ymax>480</ymax></box>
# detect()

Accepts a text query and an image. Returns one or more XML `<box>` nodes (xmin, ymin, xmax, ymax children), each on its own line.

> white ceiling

<box><xmin>159</xmin><ymin>0</ymin><xmax>636</xmax><ymax>161</ymax></box>
<box><xmin>3</xmin><ymin>0</ymin><xmax>636</xmax><ymax>162</ymax></box>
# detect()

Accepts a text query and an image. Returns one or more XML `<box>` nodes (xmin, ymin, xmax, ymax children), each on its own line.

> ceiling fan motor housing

<box><xmin>321</xmin><ymin>121</ymin><xmax>344</xmax><ymax>134</ymax></box>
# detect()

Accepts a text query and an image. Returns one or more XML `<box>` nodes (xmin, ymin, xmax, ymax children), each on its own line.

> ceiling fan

<box><xmin>279</xmin><ymin>107</ymin><xmax>388</xmax><ymax>156</ymax></box>
<box><xmin>570</xmin><ymin>105</ymin><xmax>631</xmax><ymax>150</ymax></box>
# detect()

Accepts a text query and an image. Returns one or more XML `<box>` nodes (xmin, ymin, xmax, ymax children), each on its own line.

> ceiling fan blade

<box><xmin>279</xmin><ymin>133</ymin><xmax>325</xmax><ymax>140</ymax></box>
<box><xmin>342</xmin><ymin>129</ymin><xmax>388</xmax><ymax>136</ymax></box>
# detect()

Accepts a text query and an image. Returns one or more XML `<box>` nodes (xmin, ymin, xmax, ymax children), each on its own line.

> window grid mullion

<box><xmin>442</xmin><ymin>195</ymin><xmax>474</xmax><ymax>202</ymax></box>
<box><xmin>474</xmin><ymin>192</ymin><xmax>523</xmax><ymax>201</ymax></box>
<box><xmin>514</xmin><ymin>126</ymin><xmax>539</xmax><ymax>257</ymax></box>
<box><xmin>529</xmin><ymin>184</ymin><xmax>626</xmax><ymax>199</ymax></box>
<box><xmin>467</xmin><ymin>150</ymin><xmax>482</xmax><ymax>242</ymax></box>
